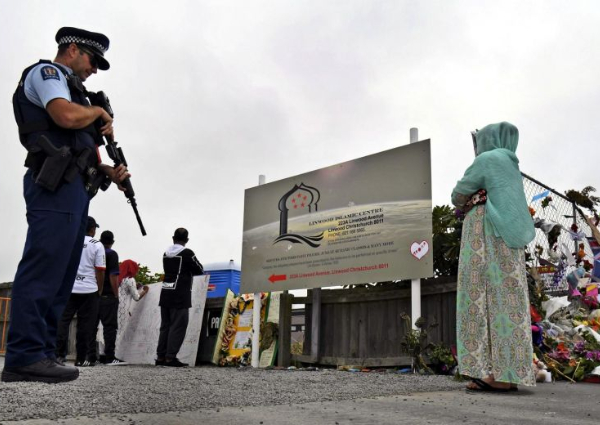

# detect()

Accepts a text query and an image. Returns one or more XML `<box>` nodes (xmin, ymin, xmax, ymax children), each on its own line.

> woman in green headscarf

<box><xmin>451</xmin><ymin>122</ymin><xmax>536</xmax><ymax>392</ymax></box>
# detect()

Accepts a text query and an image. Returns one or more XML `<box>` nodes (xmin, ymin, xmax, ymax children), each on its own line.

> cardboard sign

<box><xmin>115</xmin><ymin>276</ymin><xmax>208</xmax><ymax>365</ymax></box>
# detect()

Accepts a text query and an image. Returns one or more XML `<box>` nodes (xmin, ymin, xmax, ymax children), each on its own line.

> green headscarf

<box><xmin>451</xmin><ymin>122</ymin><xmax>535</xmax><ymax>248</ymax></box>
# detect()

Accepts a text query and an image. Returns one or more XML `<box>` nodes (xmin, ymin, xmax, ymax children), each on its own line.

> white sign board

<box><xmin>242</xmin><ymin>141</ymin><xmax>432</xmax><ymax>293</ymax></box>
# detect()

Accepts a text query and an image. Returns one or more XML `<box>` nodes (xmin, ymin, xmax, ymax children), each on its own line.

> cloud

<box><xmin>0</xmin><ymin>1</ymin><xmax>598</xmax><ymax>281</ymax></box>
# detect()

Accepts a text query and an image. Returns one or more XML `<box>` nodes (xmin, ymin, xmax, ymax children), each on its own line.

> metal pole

<box><xmin>520</xmin><ymin>172</ymin><xmax>572</xmax><ymax>202</ymax></box>
<box><xmin>409</xmin><ymin>128</ymin><xmax>421</xmax><ymax>330</ymax></box>
<box><xmin>573</xmin><ymin>202</ymin><xmax>578</xmax><ymax>259</ymax></box>
<box><xmin>251</xmin><ymin>175</ymin><xmax>266</xmax><ymax>368</ymax></box>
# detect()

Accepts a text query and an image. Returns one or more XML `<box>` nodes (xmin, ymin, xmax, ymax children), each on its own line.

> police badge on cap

<box><xmin>55</xmin><ymin>27</ymin><xmax>110</xmax><ymax>71</ymax></box>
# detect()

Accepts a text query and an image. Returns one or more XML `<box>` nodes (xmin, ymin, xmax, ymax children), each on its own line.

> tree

<box><xmin>432</xmin><ymin>205</ymin><xmax>462</xmax><ymax>277</ymax></box>
<box><xmin>134</xmin><ymin>265</ymin><xmax>163</xmax><ymax>285</ymax></box>
<box><xmin>565</xmin><ymin>186</ymin><xmax>599</xmax><ymax>215</ymax></box>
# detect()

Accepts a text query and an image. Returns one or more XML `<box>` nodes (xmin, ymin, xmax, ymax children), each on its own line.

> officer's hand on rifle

<box><xmin>99</xmin><ymin>163</ymin><xmax>130</xmax><ymax>191</ymax></box>
<box><xmin>97</xmin><ymin>108</ymin><xmax>114</xmax><ymax>137</ymax></box>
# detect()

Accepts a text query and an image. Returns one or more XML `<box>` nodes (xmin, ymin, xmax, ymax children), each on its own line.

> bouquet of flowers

<box><xmin>462</xmin><ymin>189</ymin><xmax>487</xmax><ymax>214</ymax></box>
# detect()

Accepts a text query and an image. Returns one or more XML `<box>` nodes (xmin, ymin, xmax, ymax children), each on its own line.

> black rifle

<box><xmin>87</xmin><ymin>90</ymin><xmax>147</xmax><ymax>236</ymax></box>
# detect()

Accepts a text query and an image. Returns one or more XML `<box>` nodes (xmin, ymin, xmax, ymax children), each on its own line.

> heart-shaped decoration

<box><xmin>410</xmin><ymin>241</ymin><xmax>429</xmax><ymax>260</ymax></box>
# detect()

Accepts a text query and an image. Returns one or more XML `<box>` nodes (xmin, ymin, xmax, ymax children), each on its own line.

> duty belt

<box><xmin>25</xmin><ymin>135</ymin><xmax>110</xmax><ymax>196</ymax></box>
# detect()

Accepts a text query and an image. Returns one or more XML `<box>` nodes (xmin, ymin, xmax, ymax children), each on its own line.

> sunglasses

<box><xmin>78</xmin><ymin>45</ymin><xmax>98</xmax><ymax>68</ymax></box>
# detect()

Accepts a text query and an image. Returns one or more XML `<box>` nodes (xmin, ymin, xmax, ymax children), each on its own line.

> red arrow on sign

<box><xmin>268</xmin><ymin>274</ymin><xmax>287</xmax><ymax>283</ymax></box>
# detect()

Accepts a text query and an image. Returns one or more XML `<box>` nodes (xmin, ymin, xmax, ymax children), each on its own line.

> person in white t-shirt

<box><xmin>55</xmin><ymin>217</ymin><xmax>106</xmax><ymax>366</ymax></box>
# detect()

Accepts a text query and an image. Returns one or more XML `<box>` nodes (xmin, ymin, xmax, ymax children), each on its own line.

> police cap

<box><xmin>55</xmin><ymin>27</ymin><xmax>110</xmax><ymax>71</ymax></box>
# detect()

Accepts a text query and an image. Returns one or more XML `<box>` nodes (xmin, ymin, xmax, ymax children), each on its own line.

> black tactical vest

<box><xmin>12</xmin><ymin>60</ymin><xmax>101</xmax><ymax>155</ymax></box>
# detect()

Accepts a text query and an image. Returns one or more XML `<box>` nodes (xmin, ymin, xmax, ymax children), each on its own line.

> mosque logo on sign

<box><xmin>273</xmin><ymin>183</ymin><xmax>323</xmax><ymax>248</ymax></box>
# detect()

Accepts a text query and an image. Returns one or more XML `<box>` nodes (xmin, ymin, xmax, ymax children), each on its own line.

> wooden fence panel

<box><xmin>292</xmin><ymin>278</ymin><xmax>457</xmax><ymax>367</ymax></box>
<box><xmin>338</xmin><ymin>302</ymin><xmax>350</xmax><ymax>357</ymax></box>
<box><xmin>3</xmin><ymin>278</ymin><xmax>458</xmax><ymax>368</ymax></box>
<box><xmin>321</xmin><ymin>302</ymin><xmax>334</xmax><ymax>358</ymax></box>
<box><xmin>347</xmin><ymin>302</ymin><xmax>360</xmax><ymax>358</ymax></box>
<box><xmin>0</xmin><ymin>284</ymin><xmax>12</xmax><ymax>354</ymax></box>
<box><xmin>384</xmin><ymin>299</ymin><xmax>399</xmax><ymax>357</ymax></box>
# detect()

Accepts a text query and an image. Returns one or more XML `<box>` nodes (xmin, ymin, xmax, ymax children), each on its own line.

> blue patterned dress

<box><xmin>456</xmin><ymin>205</ymin><xmax>536</xmax><ymax>386</ymax></box>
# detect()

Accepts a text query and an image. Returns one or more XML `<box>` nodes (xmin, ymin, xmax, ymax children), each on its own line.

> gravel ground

<box><xmin>0</xmin><ymin>360</ymin><xmax>463</xmax><ymax>422</ymax></box>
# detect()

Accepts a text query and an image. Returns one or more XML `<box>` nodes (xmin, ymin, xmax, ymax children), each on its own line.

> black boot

<box><xmin>164</xmin><ymin>358</ymin><xmax>188</xmax><ymax>367</ymax></box>
<box><xmin>1</xmin><ymin>358</ymin><xmax>79</xmax><ymax>383</ymax></box>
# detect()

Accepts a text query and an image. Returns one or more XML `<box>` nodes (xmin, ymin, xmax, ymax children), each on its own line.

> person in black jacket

<box><xmin>156</xmin><ymin>228</ymin><xmax>204</xmax><ymax>367</ymax></box>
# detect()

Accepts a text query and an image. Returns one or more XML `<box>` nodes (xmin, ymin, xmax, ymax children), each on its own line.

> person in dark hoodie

<box><xmin>156</xmin><ymin>228</ymin><xmax>204</xmax><ymax>367</ymax></box>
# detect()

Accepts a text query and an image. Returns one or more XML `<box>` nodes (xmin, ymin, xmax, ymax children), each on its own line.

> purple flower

<box><xmin>552</xmin><ymin>261</ymin><xmax>566</xmax><ymax>288</ymax></box>
<box><xmin>574</xmin><ymin>342</ymin><xmax>586</xmax><ymax>353</ymax></box>
<box><xmin>548</xmin><ymin>350</ymin><xmax>570</xmax><ymax>361</ymax></box>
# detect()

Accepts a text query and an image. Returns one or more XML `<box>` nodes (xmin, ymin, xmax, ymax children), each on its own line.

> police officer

<box><xmin>2</xmin><ymin>27</ymin><xmax>129</xmax><ymax>383</ymax></box>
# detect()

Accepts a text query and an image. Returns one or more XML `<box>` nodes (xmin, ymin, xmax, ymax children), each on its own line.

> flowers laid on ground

<box><xmin>532</xmin><ymin>275</ymin><xmax>600</xmax><ymax>382</ymax></box>
<box><xmin>543</xmin><ymin>328</ymin><xmax>600</xmax><ymax>382</ymax></box>
<box><xmin>428</xmin><ymin>343</ymin><xmax>457</xmax><ymax>374</ymax></box>
<box><xmin>218</xmin><ymin>293</ymin><xmax>269</xmax><ymax>367</ymax></box>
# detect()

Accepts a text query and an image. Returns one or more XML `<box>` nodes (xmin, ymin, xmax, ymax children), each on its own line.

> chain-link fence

<box><xmin>522</xmin><ymin>172</ymin><xmax>596</xmax><ymax>294</ymax></box>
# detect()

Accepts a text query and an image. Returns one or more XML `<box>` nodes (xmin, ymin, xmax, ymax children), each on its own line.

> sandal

<box><xmin>466</xmin><ymin>378</ymin><xmax>512</xmax><ymax>393</ymax></box>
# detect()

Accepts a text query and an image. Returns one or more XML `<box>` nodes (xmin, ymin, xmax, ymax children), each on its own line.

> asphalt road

<box><xmin>0</xmin><ymin>357</ymin><xmax>598</xmax><ymax>424</ymax></box>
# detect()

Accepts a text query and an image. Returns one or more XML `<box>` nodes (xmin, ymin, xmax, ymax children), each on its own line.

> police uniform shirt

<box><xmin>73</xmin><ymin>235</ymin><xmax>106</xmax><ymax>294</ymax></box>
<box><xmin>22</xmin><ymin>61</ymin><xmax>97</xmax><ymax>155</ymax></box>
<box><xmin>23</xmin><ymin>63</ymin><xmax>71</xmax><ymax>108</ymax></box>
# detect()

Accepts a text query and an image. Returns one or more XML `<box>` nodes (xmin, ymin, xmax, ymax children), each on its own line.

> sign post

<box><xmin>251</xmin><ymin>174</ymin><xmax>266</xmax><ymax>368</ymax></box>
<box><xmin>409</xmin><ymin>127</ymin><xmax>421</xmax><ymax>329</ymax></box>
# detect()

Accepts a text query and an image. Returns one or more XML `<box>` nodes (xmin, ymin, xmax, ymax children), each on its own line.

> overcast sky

<box><xmin>0</xmin><ymin>1</ymin><xmax>597</xmax><ymax>282</ymax></box>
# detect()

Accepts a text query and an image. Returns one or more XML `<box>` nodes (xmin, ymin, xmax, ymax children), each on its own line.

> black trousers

<box><xmin>156</xmin><ymin>307</ymin><xmax>189</xmax><ymax>360</ymax></box>
<box><xmin>55</xmin><ymin>292</ymin><xmax>99</xmax><ymax>362</ymax></box>
<box><xmin>96</xmin><ymin>296</ymin><xmax>119</xmax><ymax>359</ymax></box>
